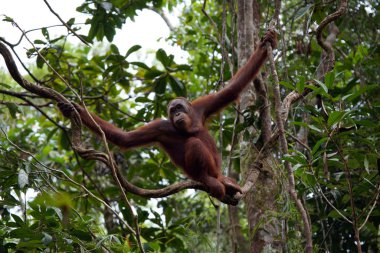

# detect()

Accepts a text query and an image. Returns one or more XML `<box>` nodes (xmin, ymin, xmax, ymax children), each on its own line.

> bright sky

<box><xmin>0</xmin><ymin>0</ymin><xmax>187</xmax><ymax>71</ymax></box>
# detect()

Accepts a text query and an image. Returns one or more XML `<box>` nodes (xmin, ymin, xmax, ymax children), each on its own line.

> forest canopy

<box><xmin>0</xmin><ymin>1</ymin><xmax>379</xmax><ymax>252</ymax></box>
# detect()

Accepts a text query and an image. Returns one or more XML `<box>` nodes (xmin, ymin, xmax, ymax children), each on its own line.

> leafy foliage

<box><xmin>0</xmin><ymin>0</ymin><xmax>379</xmax><ymax>252</ymax></box>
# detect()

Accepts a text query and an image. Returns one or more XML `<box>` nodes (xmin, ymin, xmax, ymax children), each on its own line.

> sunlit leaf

<box><xmin>313</xmin><ymin>79</ymin><xmax>328</xmax><ymax>94</ymax></box>
<box><xmin>364</xmin><ymin>156</ymin><xmax>369</xmax><ymax>173</ymax></box>
<box><xmin>18</xmin><ymin>169</ymin><xmax>28</xmax><ymax>189</ymax></box>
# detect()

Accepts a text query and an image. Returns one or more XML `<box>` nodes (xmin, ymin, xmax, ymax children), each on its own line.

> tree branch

<box><xmin>43</xmin><ymin>0</ymin><xmax>89</xmax><ymax>45</ymax></box>
<box><xmin>316</xmin><ymin>0</ymin><xmax>348</xmax><ymax>53</ymax></box>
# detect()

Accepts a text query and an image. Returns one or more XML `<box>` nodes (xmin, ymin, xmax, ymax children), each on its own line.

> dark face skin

<box><xmin>168</xmin><ymin>98</ymin><xmax>192</xmax><ymax>132</ymax></box>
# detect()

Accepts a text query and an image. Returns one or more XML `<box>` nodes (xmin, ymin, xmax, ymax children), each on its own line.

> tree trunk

<box><xmin>235</xmin><ymin>1</ymin><xmax>283</xmax><ymax>252</ymax></box>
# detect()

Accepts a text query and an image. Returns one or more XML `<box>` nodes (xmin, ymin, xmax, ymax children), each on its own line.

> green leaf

<box><xmin>145</xmin><ymin>69</ymin><xmax>164</xmax><ymax>79</ymax></box>
<box><xmin>37</xmin><ymin>55</ymin><xmax>45</xmax><ymax>68</ymax></box>
<box><xmin>71</xmin><ymin>229</ymin><xmax>92</xmax><ymax>241</ymax></box>
<box><xmin>296</xmin><ymin>80</ymin><xmax>305</xmax><ymax>93</ymax></box>
<box><xmin>135</xmin><ymin>96</ymin><xmax>151</xmax><ymax>103</ymax></box>
<box><xmin>3</xmin><ymin>15</ymin><xmax>14</xmax><ymax>23</ymax></box>
<box><xmin>294</xmin><ymin>4</ymin><xmax>314</xmax><ymax>21</ymax></box>
<box><xmin>313</xmin><ymin>79</ymin><xmax>328</xmax><ymax>94</ymax></box>
<box><xmin>17</xmin><ymin>240</ymin><xmax>44</xmax><ymax>248</ymax></box>
<box><xmin>283</xmin><ymin>154</ymin><xmax>300</xmax><ymax>165</ymax></box>
<box><xmin>280</xmin><ymin>81</ymin><xmax>295</xmax><ymax>90</ymax></box>
<box><xmin>104</xmin><ymin>22</ymin><xmax>115</xmax><ymax>42</ymax></box>
<box><xmin>154</xmin><ymin>76</ymin><xmax>167</xmax><ymax>95</ymax></box>
<box><xmin>364</xmin><ymin>156</ymin><xmax>369</xmax><ymax>174</ymax></box>
<box><xmin>18</xmin><ymin>169</ymin><xmax>29</xmax><ymax>189</ymax></box>
<box><xmin>126</xmin><ymin>45</ymin><xmax>142</xmax><ymax>58</ymax></box>
<box><xmin>175</xmin><ymin>64</ymin><xmax>192</xmax><ymax>71</ymax></box>
<box><xmin>42</xmin><ymin>27</ymin><xmax>49</xmax><ymax>40</ymax></box>
<box><xmin>46</xmin><ymin>127</ymin><xmax>59</xmax><ymax>143</ymax></box>
<box><xmin>168</xmin><ymin>75</ymin><xmax>186</xmax><ymax>96</ymax></box>
<box><xmin>67</xmin><ymin>18</ymin><xmax>75</xmax><ymax>26</ymax></box>
<box><xmin>51</xmin><ymin>207</ymin><xmax>63</xmax><ymax>220</ymax></box>
<box><xmin>311</xmin><ymin>137</ymin><xmax>328</xmax><ymax>156</ymax></box>
<box><xmin>0</xmin><ymin>82</ymin><xmax>11</xmax><ymax>88</ymax></box>
<box><xmin>5</xmin><ymin>103</ymin><xmax>20</xmax><ymax>118</ymax></box>
<box><xmin>59</xmin><ymin>131</ymin><xmax>70</xmax><ymax>150</ymax></box>
<box><xmin>308</xmin><ymin>125</ymin><xmax>322</xmax><ymax>133</ymax></box>
<box><xmin>110</xmin><ymin>44</ymin><xmax>120</xmax><ymax>54</ymax></box>
<box><xmin>296</xmin><ymin>76</ymin><xmax>306</xmax><ymax>93</ymax></box>
<box><xmin>327</xmin><ymin>111</ymin><xmax>347</xmax><ymax>128</ymax></box>
<box><xmin>9</xmin><ymin>227</ymin><xmax>35</xmax><ymax>238</ymax></box>
<box><xmin>11</xmin><ymin>214</ymin><xmax>24</xmax><ymax>226</ymax></box>
<box><xmin>131</xmin><ymin>61</ymin><xmax>150</xmax><ymax>70</ymax></box>
<box><xmin>156</xmin><ymin>49</ymin><xmax>172</xmax><ymax>67</ymax></box>
<box><xmin>87</xmin><ymin>17</ymin><xmax>100</xmax><ymax>41</ymax></box>
<box><xmin>325</xmin><ymin>71</ymin><xmax>335</xmax><ymax>89</ymax></box>
<box><xmin>34</xmin><ymin>39</ymin><xmax>46</xmax><ymax>45</ymax></box>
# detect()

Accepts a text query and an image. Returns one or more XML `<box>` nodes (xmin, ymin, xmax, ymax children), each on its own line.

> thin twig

<box><xmin>309</xmin><ymin>169</ymin><xmax>352</xmax><ymax>224</ymax></box>
<box><xmin>332</xmin><ymin>137</ymin><xmax>362</xmax><ymax>252</ymax></box>
<box><xmin>359</xmin><ymin>184</ymin><xmax>380</xmax><ymax>230</ymax></box>
<box><xmin>43</xmin><ymin>0</ymin><xmax>89</xmax><ymax>45</ymax></box>
<box><xmin>20</xmin><ymin>27</ymin><xmax>81</xmax><ymax>99</ymax></box>
<box><xmin>202</xmin><ymin>0</ymin><xmax>233</xmax><ymax>72</ymax></box>
<box><xmin>0</xmin><ymin>89</ymin><xmax>65</xmax><ymax>130</ymax></box>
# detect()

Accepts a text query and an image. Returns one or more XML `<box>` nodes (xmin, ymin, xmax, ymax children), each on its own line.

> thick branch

<box><xmin>316</xmin><ymin>0</ymin><xmax>347</xmax><ymax>53</ymax></box>
<box><xmin>315</xmin><ymin>0</ymin><xmax>347</xmax><ymax>79</ymax></box>
<box><xmin>281</xmin><ymin>88</ymin><xmax>312</xmax><ymax>122</ymax></box>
